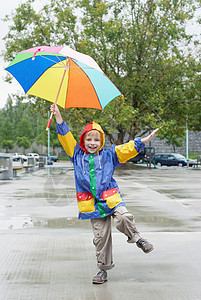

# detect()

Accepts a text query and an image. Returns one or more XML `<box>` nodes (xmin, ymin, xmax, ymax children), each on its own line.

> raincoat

<box><xmin>56</xmin><ymin>121</ymin><xmax>145</xmax><ymax>220</ymax></box>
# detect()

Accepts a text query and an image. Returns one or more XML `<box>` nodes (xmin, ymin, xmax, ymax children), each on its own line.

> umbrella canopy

<box><xmin>5</xmin><ymin>45</ymin><xmax>122</xmax><ymax>110</ymax></box>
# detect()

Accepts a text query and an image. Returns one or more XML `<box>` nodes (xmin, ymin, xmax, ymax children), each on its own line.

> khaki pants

<box><xmin>91</xmin><ymin>206</ymin><xmax>141</xmax><ymax>271</ymax></box>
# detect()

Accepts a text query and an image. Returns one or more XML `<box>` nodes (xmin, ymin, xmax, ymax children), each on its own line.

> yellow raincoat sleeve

<box><xmin>115</xmin><ymin>138</ymin><xmax>145</xmax><ymax>164</ymax></box>
<box><xmin>56</xmin><ymin>121</ymin><xmax>77</xmax><ymax>159</ymax></box>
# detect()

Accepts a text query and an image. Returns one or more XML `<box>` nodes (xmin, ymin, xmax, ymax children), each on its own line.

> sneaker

<box><xmin>92</xmin><ymin>269</ymin><xmax>108</xmax><ymax>284</ymax></box>
<box><xmin>136</xmin><ymin>238</ymin><xmax>154</xmax><ymax>253</ymax></box>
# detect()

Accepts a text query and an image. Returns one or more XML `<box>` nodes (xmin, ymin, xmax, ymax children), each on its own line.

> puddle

<box><xmin>127</xmin><ymin>206</ymin><xmax>191</xmax><ymax>232</ymax></box>
<box><xmin>1</xmin><ymin>163</ymin><xmax>201</xmax><ymax>233</ymax></box>
<box><xmin>0</xmin><ymin>216</ymin><xmax>91</xmax><ymax>230</ymax></box>
<box><xmin>136</xmin><ymin>214</ymin><xmax>184</xmax><ymax>231</ymax></box>
<box><xmin>32</xmin><ymin>217</ymin><xmax>90</xmax><ymax>229</ymax></box>
<box><xmin>156</xmin><ymin>189</ymin><xmax>201</xmax><ymax>199</ymax></box>
<box><xmin>0</xmin><ymin>181</ymin><xmax>11</xmax><ymax>185</ymax></box>
<box><xmin>45</xmin><ymin>166</ymin><xmax>74</xmax><ymax>176</ymax></box>
<box><xmin>0</xmin><ymin>216</ymin><xmax>34</xmax><ymax>230</ymax></box>
<box><xmin>36</xmin><ymin>188</ymin><xmax>77</xmax><ymax>207</ymax></box>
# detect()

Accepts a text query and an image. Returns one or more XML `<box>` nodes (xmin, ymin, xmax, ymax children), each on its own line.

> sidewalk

<box><xmin>0</xmin><ymin>163</ymin><xmax>201</xmax><ymax>300</ymax></box>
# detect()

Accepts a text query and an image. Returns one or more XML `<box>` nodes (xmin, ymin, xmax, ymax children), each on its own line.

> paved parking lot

<box><xmin>0</xmin><ymin>163</ymin><xmax>201</xmax><ymax>300</ymax></box>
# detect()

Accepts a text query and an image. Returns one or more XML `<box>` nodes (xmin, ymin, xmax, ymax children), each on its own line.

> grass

<box><xmin>189</xmin><ymin>154</ymin><xmax>201</xmax><ymax>159</ymax></box>
<box><xmin>58</xmin><ymin>156</ymin><xmax>70</xmax><ymax>161</ymax></box>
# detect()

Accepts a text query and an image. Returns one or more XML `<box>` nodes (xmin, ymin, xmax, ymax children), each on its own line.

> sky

<box><xmin>0</xmin><ymin>0</ymin><xmax>46</xmax><ymax>109</ymax></box>
<box><xmin>0</xmin><ymin>0</ymin><xmax>200</xmax><ymax>109</ymax></box>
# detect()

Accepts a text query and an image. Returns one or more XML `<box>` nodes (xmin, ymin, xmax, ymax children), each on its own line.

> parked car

<box><xmin>42</xmin><ymin>153</ymin><xmax>59</xmax><ymax>162</ymax></box>
<box><xmin>26</xmin><ymin>153</ymin><xmax>40</xmax><ymax>161</ymax></box>
<box><xmin>129</xmin><ymin>147</ymin><xmax>155</xmax><ymax>163</ymax></box>
<box><xmin>12</xmin><ymin>153</ymin><xmax>27</xmax><ymax>162</ymax></box>
<box><xmin>153</xmin><ymin>153</ymin><xmax>196</xmax><ymax>167</ymax></box>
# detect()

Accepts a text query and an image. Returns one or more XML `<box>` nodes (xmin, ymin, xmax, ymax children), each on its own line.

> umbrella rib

<box><xmin>54</xmin><ymin>54</ymin><xmax>66</xmax><ymax>64</ymax></box>
<box><xmin>34</xmin><ymin>54</ymin><xmax>92</xmax><ymax>77</ymax></box>
<box><xmin>48</xmin><ymin>64</ymin><xmax>88</xmax><ymax>77</ymax></box>
<box><xmin>68</xmin><ymin>67</ymin><xmax>87</xmax><ymax>77</ymax></box>
<box><xmin>55</xmin><ymin>59</ymin><xmax>69</xmax><ymax>105</ymax></box>
<box><xmin>38</xmin><ymin>54</ymin><xmax>66</xmax><ymax>66</ymax></box>
<box><xmin>36</xmin><ymin>54</ymin><xmax>99</xmax><ymax>74</ymax></box>
<box><xmin>50</xmin><ymin>66</ymin><xmax>96</xmax><ymax>75</ymax></box>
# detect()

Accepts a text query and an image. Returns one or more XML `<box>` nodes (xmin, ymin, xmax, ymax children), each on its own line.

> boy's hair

<box><xmin>84</xmin><ymin>130</ymin><xmax>101</xmax><ymax>140</ymax></box>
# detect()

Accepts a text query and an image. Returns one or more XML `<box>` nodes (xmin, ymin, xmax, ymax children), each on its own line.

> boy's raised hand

<box><xmin>141</xmin><ymin>128</ymin><xmax>159</xmax><ymax>144</ymax></box>
<box><xmin>50</xmin><ymin>103</ymin><xmax>63</xmax><ymax>124</ymax></box>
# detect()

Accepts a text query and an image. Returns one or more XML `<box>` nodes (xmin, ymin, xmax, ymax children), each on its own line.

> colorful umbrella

<box><xmin>5</xmin><ymin>46</ymin><xmax>122</xmax><ymax>130</ymax></box>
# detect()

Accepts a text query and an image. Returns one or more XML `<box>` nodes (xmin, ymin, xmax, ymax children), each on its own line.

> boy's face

<box><xmin>84</xmin><ymin>130</ymin><xmax>101</xmax><ymax>154</ymax></box>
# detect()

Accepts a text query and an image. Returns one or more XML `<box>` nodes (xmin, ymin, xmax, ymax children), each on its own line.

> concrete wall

<box><xmin>0</xmin><ymin>141</ymin><xmax>60</xmax><ymax>156</ymax></box>
<box><xmin>151</xmin><ymin>131</ymin><xmax>201</xmax><ymax>155</ymax></box>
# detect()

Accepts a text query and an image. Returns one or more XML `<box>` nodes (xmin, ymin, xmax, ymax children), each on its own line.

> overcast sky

<box><xmin>0</xmin><ymin>0</ymin><xmax>200</xmax><ymax>109</ymax></box>
<box><xmin>0</xmin><ymin>0</ymin><xmax>45</xmax><ymax>109</ymax></box>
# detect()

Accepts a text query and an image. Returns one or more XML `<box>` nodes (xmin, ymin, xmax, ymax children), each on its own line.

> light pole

<box><xmin>186</xmin><ymin>100</ymin><xmax>189</xmax><ymax>167</ymax></box>
<box><xmin>186</xmin><ymin>120</ymin><xmax>188</xmax><ymax>159</ymax></box>
<box><xmin>48</xmin><ymin>111</ymin><xmax>50</xmax><ymax>158</ymax></box>
<box><xmin>148</xmin><ymin>126</ymin><xmax>152</xmax><ymax>169</ymax></box>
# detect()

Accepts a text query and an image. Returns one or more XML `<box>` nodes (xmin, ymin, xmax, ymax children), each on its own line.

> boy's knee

<box><xmin>114</xmin><ymin>213</ymin><xmax>135</xmax><ymax>234</ymax></box>
<box><xmin>114</xmin><ymin>206</ymin><xmax>134</xmax><ymax>223</ymax></box>
<box><xmin>116</xmin><ymin>214</ymin><xmax>134</xmax><ymax>230</ymax></box>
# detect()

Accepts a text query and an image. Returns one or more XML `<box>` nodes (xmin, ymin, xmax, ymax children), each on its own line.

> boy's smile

<box><xmin>84</xmin><ymin>135</ymin><xmax>101</xmax><ymax>154</ymax></box>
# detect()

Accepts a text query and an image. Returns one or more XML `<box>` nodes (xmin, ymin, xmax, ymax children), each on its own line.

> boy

<box><xmin>51</xmin><ymin>103</ymin><xmax>158</xmax><ymax>284</ymax></box>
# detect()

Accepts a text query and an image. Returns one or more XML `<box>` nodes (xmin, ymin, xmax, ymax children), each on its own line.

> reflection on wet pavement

<box><xmin>1</xmin><ymin>163</ymin><xmax>201</xmax><ymax>300</ymax></box>
<box><xmin>115</xmin><ymin>164</ymin><xmax>201</xmax><ymax>233</ymax></box>
<box><xmin>0</xmin><ymin>163</ymin><xmax>201</xmax><ymax>232</ymax></box>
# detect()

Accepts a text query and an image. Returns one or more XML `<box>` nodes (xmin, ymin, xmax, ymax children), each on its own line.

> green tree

<box><xmin>185</xmin><ymin>62</ymin><xmax>201</xmax><ymax>131</ymax></box>
<box><xmin>1</xmin><ymin>140</ymin><xmax>14</xmax><ymax>152</ymax></box>
<box><xmin>76</xmin><ymin>0</ymin><xmax>201</xmax><ymax>143</ymax></box>
<box><xmin>16</xmin><ymin>116</ymin><xmax>34</xmax><ymax>140</ymax></box>
<box><xmin>0</xmin><ymin>118</ymin><xmax>14</xmax><ymax>142</ymax></box>
<box><xmin>35</xmin><ymin>120</ymin><xmax>49</xmax><ymax>146</ymax></box>
<box><xmin>158</xmin><ymin>120</ymin><xmax>185</xmax><ymax>152</ymax></box>
<box><xmin>2</xmin><ymin>0</ymin><xmax>77</xmax><ymax>61</ymax></box>
<box><xmin>35</xmin><ymin>119</ymin><xmax>58</xmax><ymax>148</ymax></box>
<box><xmin>2</xmin><ymin>0</ymin><xmax>201</xmax><ymax>146</ymax></box>
<box><xmin>16</xmin><ymin>136</ymin><xmax>31</xmax><ymax>152</ymax></box>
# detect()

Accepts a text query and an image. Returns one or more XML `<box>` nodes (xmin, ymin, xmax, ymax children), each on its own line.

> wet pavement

<box><xmin>0</xmin><ymin>162</ymin><xmax>201</xmax><ymax>300</ymax></box>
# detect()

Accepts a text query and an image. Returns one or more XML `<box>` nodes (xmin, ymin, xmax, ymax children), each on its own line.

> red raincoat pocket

<box><xmin>77</xmin><ymin>192</ymin><xmax>95</xmax><ymax>213</ymax></box>
<box><xmin>101</xmin><ymin>188</ymin><xmax>122</xmax><ymax>209</ymax></box>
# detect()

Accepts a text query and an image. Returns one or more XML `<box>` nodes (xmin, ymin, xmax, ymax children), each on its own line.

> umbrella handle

<box><xmin>46</xmin><ymin>112</ymin><xmax>53</xmax><ymax>131</ymax></box>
